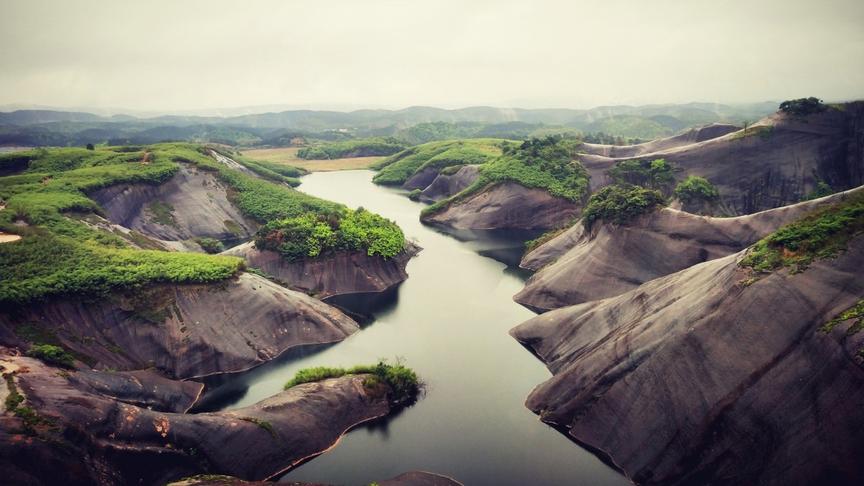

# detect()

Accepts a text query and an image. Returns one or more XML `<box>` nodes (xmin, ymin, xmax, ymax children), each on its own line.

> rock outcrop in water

<box><xmin>91</xmin><ymin>164</ymin><xmax>258</xmax><ymax>251</ymax></box>
<box><xmin>1</xmin><ymin>354</ymin><xmax>400</xmax><ymax>485</ymax></box>
<box><xmin>420</xmin><ymin>182</ymin><xmax>580</xmax><ymax>230</ymax></box>
<box><xmin>516</xmin><ymin>187</ymin><xmax>863</xmax><ymax>312</ymax></box>
<box><xmin>511</xmin><ymin>237</ymin><xmax>864</xmax><ymax>485</ymax></box>
<box><xmin>0</xmin><ymin>273</ymin><xmax>358</xmax><ymax>379</ymax></box>
<box><xmin>224</xmin><ymin>242</ymin><xmax>420</xmax><ymax>299</ymax></box>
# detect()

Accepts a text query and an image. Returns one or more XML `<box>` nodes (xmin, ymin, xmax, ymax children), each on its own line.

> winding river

<box><xmin>207</xmin><ymin>170</ymin><xmax>628</xmax><ymax>486</ymax></box>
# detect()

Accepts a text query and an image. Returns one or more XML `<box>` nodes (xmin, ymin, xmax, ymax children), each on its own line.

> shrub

<box><xmin>582</xmin><ymin>184</ymin><xmax>666</xmax><ymax>229</ymax></box>
<box><xmin>674</xmin><ymin>176</ymin><xmax>719</xmax><ymax>204</ymax></box>
<box><xmin>608</xmin><ymin>158</ymin><xmax>675</xmax><ymax>193</ymax></box>
<box><xmin>195</xmin><ymin>237</ymin><xmax>224</xmax><ymax>254</ymax></box>
<box><xmin>779</xmin><ymin>97</ymin><xmax>826</xmax><ymax>117</ymax></box>
<box><xmin>26</xmin><ymin>344</ymin><xmax>75</xmax><ymax>368</ymax></box>
<box><xmin>739</xmin><ymin>191</ymin><xmax>864</xmax><ymax>273</ymax></box>
<box><xmin>284</xmin><ymin>361</ymin><xmax>421</xmax><ymax>404</ymax></box>
<box><xmin>407</xmin><ymin>189</ymin><xmax>422</xmax><ymax>201</ymax></box>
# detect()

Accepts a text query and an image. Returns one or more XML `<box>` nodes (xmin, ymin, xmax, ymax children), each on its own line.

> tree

<box><xmin>779</xmin><ymin>97</ymin><xmax>826</xmax><ymax>116</ymax></box>
<box><xmin>86</xmin><ymin>143</ymin><xmax>95</xmax><ymax>150</ymax></box>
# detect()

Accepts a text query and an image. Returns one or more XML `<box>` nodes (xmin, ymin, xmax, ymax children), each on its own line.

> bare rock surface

<box><xmin>168</xmin><ymin>470</ymin><xmax>463</xmax><ymax>486</ymax></box>
<box><xmin>579</xmin><ymin>104</ymin><xmax>864</xmax><ymax>214</ymax></box>
<box><xmin>419</xmin><ymin>165</ymin><xmax>480</xmax><ymax>203</ymax></box>
<box><xmin>0</xmin><ymin>273</ymin><xmax>358</xmax><ymax>379</ymax></box>
<box><xmin>580</xmin><ymin>123</ymin><xmax>740</xmax><ymax>158</ymax></box>
<box><xmin>3</xmin><ymin>355</ymin><xmax>394</xmax><ymax>486</ymax></box>
<box><xmin>421</xmin><ymin>182</ymin><xmax>579</xmax><ymax>230</ymax></box>
<box><xmin>516</xmin><ymin>187</ymin><xmax>863</xmax><ymax>311</ymax></box>
<box><xmin>91</xmin><ymin>164</ymin><xmax>257</xmax><ymax>250</ymax></box>
<box><xmin>511</xmin><ymin>239</ymin><xmax>864</xmax><ymax>486</ymax></box>
<box><xmin>224</xmin><ymin>242</ymin><xmax>420</xmax><ymax>299</ymax></box>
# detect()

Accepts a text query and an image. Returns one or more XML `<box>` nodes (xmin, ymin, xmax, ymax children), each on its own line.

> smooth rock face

<box><xmin>419</xmin><ymin>165</ymin><xmax>480</xmax><ymax>203</ymax></box>
<box><xmin>403</xmin><ymin>166</ymin><xmax>443</xmax><ymax>191</ymax></box>
<box><xmin>91</xmin><ymin>164</ymin><xmax>258</xmax><ymax>250</ymax></box>
<box><xmin>224</xmin><ymin>242</ymin><xmax>420</xmax><ymax>299</ymax></box>
<box><xmin>0</xmin><ymin>273</ymin><xmax>358</xmax><ymax>379</ymax></box>
<box><xmin>4</xmin><ymin>356</ymin><xmax>393</xmax><ymax>486</ymax></box>
<box><xmin>579</xmin><ymin>105</ymin><xmax>864</xmax><ymax>214</ymax></box>
<box><xmin>511</xmin><ymin>240</ymin><xmax>864</xmax><ymax>486</ymax></box>
<box><xmin>168</xmin><ymin>470</ymin><xmax>463</xmax><ymax>486</ymax></box>
<box><xmin>515</xmin><ymin>187</ymin><xmax>862</xmax><ymax>311</ymax></box>
<box><xmin>69</xmin><ymin>368</ymin><xmax>203</xmax><ymax>412</ymax></box>
<box><xmin>580</xmin><ymin>123</ymin><xmax>740</xmax><ymax>158</ymax></box>
<box><xmin>421</xmin><ymin>182</ymin><xmax>579</xmax><ymax>230</ymax></box>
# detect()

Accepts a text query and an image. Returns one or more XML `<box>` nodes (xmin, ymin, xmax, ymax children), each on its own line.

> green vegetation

<box><xmin>740</xmin><ymin>191</ymin><xmax>864</xmax><ymax>273</ymax></box>
<box><xmin>525</xmin><ymin>227</ymin><xmax>568</xmax><ymax>253</ymax></box>
<box><xmin>195</xmin><ymin>237</ymin><xmax>224</xmax><ymax>254</ymax></box>
<box><xmin>0</xmin><ymin>143</ymin><xmax>405</xmax><ymax>304</ymax></box>
<box><xmin>608</xmin><ymin>158</ymin><xmax>675</xmax><ymax>194</ymax></box>
<box><xmin>730</xmin><ymin>124</ymin><xmax>774</xmax><ymax>141</ymax></box>
<box><xmin>821</xmin><ymin>299</ymin><xmax>864</xmax><ymax>334</ymax></box>
<box><xmin>255</xmin><ymin>208</ymin><xmax>404</xmax><ymax>261</ymax></box>
<box><xmin>26</xmin><ymin>344</ymin><xmax>76</xmax><ymax>368</ymax></box>
<box><xmin>225</xmin><ymin>151</ymin><xmax>304</xmax><ymax>186</ymax></box>
<box><xmin>237</xmin><ymin>417</ymin><xmax>276</xmax><ymax>437</ymax></box>
<box><xmin>373</xmin><ymin>139</ymin><xmax>509</xmax><ymax>186</ymax></box>
<box><xmin>674</xmin><ymin>176</ymin><xmax>719</xmax><ymax>204</ymax></box>
<box><xmin>583</xmin><ymin>115</ymin><xmax>672</xmax><ymax>140</ymax></box>
<box><xmin>779</xmin><ymin>97</ymin><xmax>826</xmax><ymax>117</ymax></box>
<box><xmin>407</xmin><ymin>189</ymin><xmax>423</xmax><ymax>201</ymax></box>
<box><xmin>422</xmin><ymin>136</ymin><xmax>589</xmax><ymax>216</ymax></box>
<box><xmin>582</xmin><ymin>184</ymin><xmax>666</xmax><ymax>229</ymax></box>
<box><xmin>298</xmin><ymin>137</ymin><xmax>406</xmax><ymax>159</ymax></box>
<box><xmin>0</xmin><ymin>145</ymin><xmax>246</xmax><ymax>305</ymax></box>
<box><xmin>147</xmin><ymin>201</ymin><xmax>176</xmax><ymax>227</ymax></box>
<box><xmin>804</xmin><ymin>180</ymin><xmax>834</xmax><ymax>201</ymax></box>
<box><xmin>284</xmin><ymin>360</ymin><xmax>421</xmax><ymax>404</ymax></box>
<box><xmin>4</xmin><ymin>373</ymin><xmax>52</xmax><ymax>434</ymax></box>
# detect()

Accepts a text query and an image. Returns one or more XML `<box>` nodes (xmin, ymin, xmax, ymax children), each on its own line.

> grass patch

<box><xmin>284</xmin><ymin>360</ymin><xmax>421</xmax><ymax>404</ymax></box>
<box><xmin>731</xmin><ymin>125</ymin><xmax>774</xmax><ymax>141</ymax></box>
<box><xmin>582</xmin><ymin>184</ymin><xmax>666</xmax><ymax>229</ymax></box>
<box><xmin>739</xmin><ymin>191</ymin><xmax>864</xmax><ymax>273</ymax></box>
<box><xmin>821</xmin><ymin>299</ymin><xmax>864</xmax><ymax>334</ymax></box>
<box><xmin>26</xmin><ymin>344</ymin><xmax>76</xmax><ymax>368</ymax></box>
<box><xmin>147</xmin><ymin>201</ymin><xmax>176</xmax><ymax>227</ymax></box>
<box><xmin>237</xmin><ymin>416</ymin><xmax>276</xmax><ymax>437</ymax></box>
<box><xmin>194</xmin><ymin>237</ymin><xmax>224</xmax><ymax>254</ymax></box>
<box><xmin>525</xmin><ymin>226</ymin><xmax>569</xmax><ymax>253</ymax></box>
<box><xmin>4</xmin><ymin>373</ymin><xmax>53</xmax><ymax>434</ymax></box>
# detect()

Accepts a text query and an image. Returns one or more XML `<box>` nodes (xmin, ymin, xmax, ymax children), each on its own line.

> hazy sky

<box><xmin>1</xmin><ymin>0</ymin><xmax>863</xmax><ymax>113</ymax></box>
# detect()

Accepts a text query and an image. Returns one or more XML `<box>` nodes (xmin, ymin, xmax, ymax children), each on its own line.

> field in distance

<box><xmin>242</xmin><ymin>147</ymin><xmax>383</xmax><ymax>172</ymax></box>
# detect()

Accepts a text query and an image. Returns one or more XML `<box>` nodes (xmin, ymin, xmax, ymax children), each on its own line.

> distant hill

<box><xmin>0</xmin><ymin>102</ymin><xmax>780</xmax><ymax>147</ymax></box>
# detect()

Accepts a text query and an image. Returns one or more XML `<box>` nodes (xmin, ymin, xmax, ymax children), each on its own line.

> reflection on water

<box><xmin>205</xmin><ymin>170</ymin><xmax>627</xmax><ymax>486</ymax></box>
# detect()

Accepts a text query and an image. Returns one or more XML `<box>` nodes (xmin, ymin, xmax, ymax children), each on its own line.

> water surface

<box><xmin>210</xmin><ymin>170</ymin><xmax>628</xmax><ymax>486</ymax></box>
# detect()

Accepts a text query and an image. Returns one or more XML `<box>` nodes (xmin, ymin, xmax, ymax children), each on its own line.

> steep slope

<box><xmin>92</xmin><ymin>164</ymin><xmax>258</xmax><ymax>251</ymax></box>
<box><xmin>579</xmin><ymin>123</ymin><xmax>739</xmax><ymax>158</ymax></box>
<box><xmin>516</xmin><ymin>187</ymin><xmax>862</xmax><ymax>311</ymax></box>
<box><xmin>0</xmin><ymin>272</ymin><xmax>358</xmax><ymax>379</ymax></box>
<box><xmin>511</xmin><ymin>238</ymin><xmax>864</xmax><ymax>485</ymax></box>
<box><xmin>2</xmin><ymin>356</ymin><xmax>400</xmax><ymax>485</ymax></box>
<box><xmin>580</xmin><ymin>103</ymin><xmax>864</xmax><ymax>213</ymax></box>
<box><xmin>418</xmin><ymin>165</ymin><xmax>480</xmax><ymax>203</ymax></box>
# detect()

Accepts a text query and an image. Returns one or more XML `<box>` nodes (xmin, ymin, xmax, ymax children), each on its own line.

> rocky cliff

<box><xmin>224</xmin><ymin>242</ymin><xmax>420</xmax><ymax>299</ymax></box>
<box><xmin>2</xmin><ymin>355</ymin><xmax>398</xmax><ymax>485</ymax></box>
<box><xmin>511</xmin><ymin>239</ymin><xmax>864</xmax><ymax>485</ymax></box>
<box><xmin>580</xmin><ymin>103</ymin><xmax>864</xmax><ymax>214</ymax></box>
<box><xmin>0</xmin><ymin>273</ymin><xmax>358</xmax><ymax>379</ymax></box>
<box><xmin>417</xmin><ymin>165</ymin><xmax>480</xmax><ymax>203</ymax></box>
<box><xmin>516</xmin><ymin>187</ymin><xmax>862</xmax><ymax>311</ymax></box>
<box><xmin>91</xmin><ymin>164</ymin><xmax>258</xmax><ymax>251</ymax></box>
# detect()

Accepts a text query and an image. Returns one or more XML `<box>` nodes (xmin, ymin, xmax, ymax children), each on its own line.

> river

<box><xmin>207</xmin><ymin>170</ymin><xmax>629</xmax><ymax>486</ymax></box>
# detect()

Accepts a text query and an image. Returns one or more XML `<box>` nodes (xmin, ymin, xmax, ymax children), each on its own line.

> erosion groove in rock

<box><xmin>511</xmin><ymin>238</ymin><xmax>864</xmax><ymax>485</ymax></box>
<box><xmin>0</xmin><ymin>273</ymin><xmax>358</xmax><ymax>379</ymax></box>
<box><xmin>516</xmin><ymin>186</ymin><xmax>863</xmax><ymax>311</ymax></box>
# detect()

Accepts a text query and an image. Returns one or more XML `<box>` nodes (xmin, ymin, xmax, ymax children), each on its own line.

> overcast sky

<box><xmin>1</xmin><ymin>0</ymin><xmax>863</xmax><ymax>113</ymax></box>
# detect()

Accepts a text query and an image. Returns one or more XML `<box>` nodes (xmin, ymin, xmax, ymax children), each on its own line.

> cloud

<box><xmin>1</xmin><ymin>0</ymin><xmax>862</xmax><ymax>112</ymax></box>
